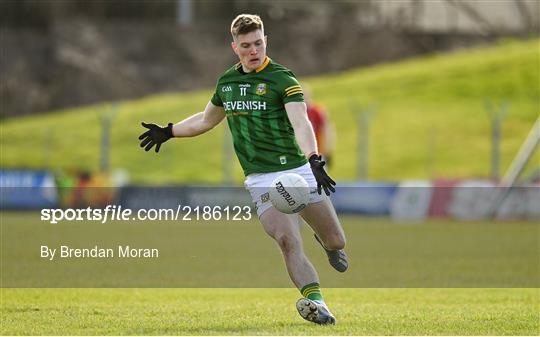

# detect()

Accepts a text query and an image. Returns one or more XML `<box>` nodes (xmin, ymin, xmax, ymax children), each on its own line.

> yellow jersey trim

<box><xmin>255</xmin><ymin>57</ymin><xmax>271</xmax><ymax>73</ymax></box>
<box><xmin>285</xmin><ymin>84</ymin><xmax>301</xmax><ymax>92</ymax></box>
<box><xmin>286</xmin><ymin>89</ymin><xmax>303</xmax><ymax>96</ymax></box>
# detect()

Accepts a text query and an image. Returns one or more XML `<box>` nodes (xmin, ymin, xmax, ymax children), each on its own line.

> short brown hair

<box><xmin>230</xmin><ymin>14</ymin><xmax>264</xmax><ymax>39</ymax></box>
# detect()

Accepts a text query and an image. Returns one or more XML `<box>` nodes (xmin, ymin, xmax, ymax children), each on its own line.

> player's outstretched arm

<box><xmin>171</xmin><ymin>101</ymin><xmax>226</xmax><ymax>137</ymax></box>
<box><xmin>138</xmin><ymin>101</ymin><xmax>225</xmax><ymax>153</ymax></box>
<box><xmin>285</xmin><ymin>102</ymin><xmax>336</xmax><ymax>195</ymax></box>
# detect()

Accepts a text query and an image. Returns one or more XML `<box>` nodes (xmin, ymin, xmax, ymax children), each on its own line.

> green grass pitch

<box><xmin>1</xmin><ymin>288</ymin><xmax>538</xmax><ymax>335</ymax></box>
<box><xmin>1</xmin><ymin>213</ymin><xmax>539</xmax><ymax>335</ymax></box>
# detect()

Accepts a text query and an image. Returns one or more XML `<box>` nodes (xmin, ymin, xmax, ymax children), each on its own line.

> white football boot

<box><xmin>296</xmin><ymin>298</ymin><xmax>336</xmax><ymax>325</ymax></box>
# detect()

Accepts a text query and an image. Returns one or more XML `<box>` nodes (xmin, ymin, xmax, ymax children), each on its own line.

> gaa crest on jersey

<box><xmin>261</xmin><ymin>192</ymin><xmax>270</xmax><ymax>203</ymax></box>
<box><xmin>256</xmin><ymin>83</ymin><xmax>267</xmax><ymax>95</ymax></box>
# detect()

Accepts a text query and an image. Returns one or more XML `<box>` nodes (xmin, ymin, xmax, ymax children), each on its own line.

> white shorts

<box><xmin>244</xmin><ymin>163</ymin><xmax>325</xmax><ymax>217</ymax></box>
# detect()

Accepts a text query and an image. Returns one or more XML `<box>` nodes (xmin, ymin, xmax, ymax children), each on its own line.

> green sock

<box><xmin>300</xmin><ymin>282</ymin><xmax>324</xmax><ymax>302</ymax></box>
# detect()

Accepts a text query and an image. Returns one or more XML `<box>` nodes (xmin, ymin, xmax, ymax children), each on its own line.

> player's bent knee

<box><xmin>274</xmin><ymin>232</ymin><xmax>301</xmax><ymax>254</ymax></box>
<box><xmin>325</xmin><ymin>234</ymin><xmax>346</xmax><ymax>251</ymax></box>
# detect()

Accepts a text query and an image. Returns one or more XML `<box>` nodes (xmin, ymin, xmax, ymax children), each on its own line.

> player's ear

<box><xmin>231</xmin><ymin>41</ymin><xmax>238</xmax><ymax>55</ymax></box>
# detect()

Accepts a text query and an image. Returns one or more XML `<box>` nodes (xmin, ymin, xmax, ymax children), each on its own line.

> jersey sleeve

<box><xmin>280</xmin><ymin>71</ymin><xmax>304</xmax><ymax>104</ymax></box>
<box><xmin>211</xmin><ymin>83</ymin><xmax>223</xmax><ymax>107</ymax></box>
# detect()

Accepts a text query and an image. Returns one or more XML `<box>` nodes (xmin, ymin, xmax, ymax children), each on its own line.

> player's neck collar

<box><xmin>236</xmin><ymin>57</ymin><xmax>271</xmax><ymax>75</ymax></box>
<box><xmin>255</xmin><ymin>56</ymin><xmax>271</xmax><ymax>73</ymax></box>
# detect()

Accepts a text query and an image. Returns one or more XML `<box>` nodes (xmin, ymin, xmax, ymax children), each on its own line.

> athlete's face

<box><xmin>231</xmin><ymin>29</ymin><xmax>267</xmax><ymax>72</ymax></box>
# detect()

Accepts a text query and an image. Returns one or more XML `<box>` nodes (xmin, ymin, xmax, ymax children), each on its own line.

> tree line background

<box><xmin>1</xmin><ymin>0</ymin><xmax>538</xmax><ymax>117</ymax></box>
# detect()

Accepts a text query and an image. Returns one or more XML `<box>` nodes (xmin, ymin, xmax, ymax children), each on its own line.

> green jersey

<box><xmin>211</xmin><ymin>57</ymin><xmax>308</xmax><ymax>176</ymax></box>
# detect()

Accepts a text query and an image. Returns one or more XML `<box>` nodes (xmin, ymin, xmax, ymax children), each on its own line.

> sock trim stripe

<box><xmin>301</xmin><ymin>287</ymin><xmax>319</xmax><ymax>295</ymax></box>
<box><xmin>300</xmin><ymin>282</ymin><xmax>324</xmax><ymax>302</ymax></box>
<box><xmin>303</xmin><ymin>289</ymin><xmax>322</xmax><ymax>297</ymax></box>
<box><xmin>300</xmin><ymin>282</ymin><xmax>320</xmax><ymax>293</ymax></box>
<box><xmin>301</xmin><ymin>284</ymin><xmax>320</xmax><ymax>292</ymax></box>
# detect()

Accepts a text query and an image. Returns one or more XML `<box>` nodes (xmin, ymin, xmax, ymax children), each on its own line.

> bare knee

<box><xmin>274</xmin><ymin>232</ymin><xmax>301</xmax><ymax>254</ymax></box>
<box><xmin>324</xmin><ymin>233</ymin><xmax>346</xmax><ymax>251</ymax></box>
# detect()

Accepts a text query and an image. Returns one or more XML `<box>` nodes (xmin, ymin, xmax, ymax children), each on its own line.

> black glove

<box><xmin>309</xmin><ymin>154</ymin><xmax>336</xmax><ymax>196</ymax></box>
<box><xmin>138</xmin><ymin>122</ymin><xmax>174</xmax><ymax>153</ymax></box>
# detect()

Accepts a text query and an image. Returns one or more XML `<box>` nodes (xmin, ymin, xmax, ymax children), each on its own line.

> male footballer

<box><xmin>138</xmin><ymin>14</ymin><xmax>347</xmax><ymax>325</ymax></box>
